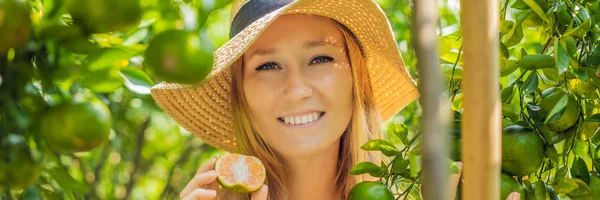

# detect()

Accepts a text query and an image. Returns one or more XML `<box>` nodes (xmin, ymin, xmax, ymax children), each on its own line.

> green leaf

<box><xmin>500</xmin><ymin>42</ymin><xmax>510</xmax><ymax>59</ymax></box>
<box><xmin>80</xmin><ymin>69</ymin><xmax>125</xmax><ymax>93</ymax></box>
<box><xmin>448</xmin><ymin>159</ymin><xmax>459</xmax><ymax>174</ymax></box>
<box><xmin>379</xmin><ymin>145</ymin><xmax>400</xmax><ymax>156</ymax></box>
<box><xmin>522</xmin><ymin>72</ymin><xmax>539</xmax><ymax>95</ymax></box>
<box><xmin>452</xmin><ymin>93</ymin><xmax>463</xmax><ymax>111</ymax></box>
<box><xmin>535</xmin><ymin>180</ymin><xmax>548</xmax><ymax>200</ymax></box>
<box><xmin>520</xmin><ymin>48</ymin><xmax>529</xmax><ymax>59</ymax></box>
<box><xmin>503</xmin><ymin>22</ymin><xmax>524</xmax><ymax>47</ymax></box>
<box><xmin>45</xmin><ymin>167</ymin><xmax>92</xmax><ymax>194</ymax></box>
<box><xmin>409</xmin><ymin>153</ymin><xmax>422</xmax><ymax>178</ymax></box>
<box><xmin>555</xmin><ymin>40</ymin><xmax>569</xmax><ymax>75</ymax></box>
<box><xmin>87</xmin><ymin>48</ymin><xmax>135</xmax><ymax>71</ymax></box>
<box><xmin>551</xmin><ymin>178</ymin><xmax>580</xmax><ymax>194</ymax></box>
<box><xmin>502</xmin><ymin>103</ymin><xmax>519</xmax><ymax>120</ymax></box>
<box><xmin>517</xmin><ymin>54</ymin><xmax>556</xmax><ymax>70</ymax></box>
<box><xmin>38</xmin><ymin>186</ymin><xmax>62</xmax><ymax>200</ymax></box>
<box><xmin>544</xmin><ymin>94</ymin><xmax>568</xmax><ymax>124</ymax></box>
<box><xmin>20</xmin><ymin>185</ymin><xmax>42</xmax><ymax>200</ymax></box>
<box><xmin>393</xmin><ymin>124</ymin><xmax>409</xmax><ymax>145</ymax></box>
<box><xmin>350</xmin><ymin>162</ymin><xmax>381</xmax><ymax>175</ymax></box>
<box><xmin>564</xmin><ymin>19</ymin><xmax>592</xmax><ymax>38</ymax></box>
<box><xmin>569</xmin><ymin>178</ymin><xmax>592</xmax><ymax>196</ymax></box>
<box><xmin>557</xmin><ymin>166</ymin><xmax>568</xmax><ymax>178</ymax></box>
<box><xmin>548</xmin><ymin>185</ymin><xmax>559</xmax><ymax>200</ymax></box>
<box><xmin>360</xmin><ymin>139</ymin><xmax>393</xmax><ymax>151</ymax></box>
<box><xmin>523</xmin><ymin>0</ymin><xmax>550</xmax><ymax>23</ymax></box>
<box><xmin>571</xmin><ymin>157</ymin><xmax>590</xmax><ymax>185</ymax></box>
<box><xmin>501</xmin><ymin>85</ymin><xmax>516</xmax><ymax>104</ymax></box>
<box><xmin>500</xmin><ymin>20</ymin><xmax>515</xmax><ymax>35</ymax></box>
<box><xmin>122</xmin><ymin>28</ymin><xmax>149</xmax><ymax>46</ymax></box>
<box><xmin>526</xmin><ymin>104</ymin><xmax>544</xmax><ymax>123</ymax></box>
<box><xmin>43</xmin><ymin>0</ymin><xmax>66</xmax><ymax>20</ymax></box>
<box><xmin>392</xmin><ymin>156</ymin><xmax>410</xmax><ymax>174</ymax></box>
<box><xmin>511</xmin><ymin>0</ymin><xmax>530</xmax><ymax>10</ymax></box>
<box><xmin>439</xmin><ymin>35</ymin><xmax>457</xmax><ymax>56</ymax></box>
<box><xmin>119</xmin><ymin>67</ymin><xmax>155</xmax><ymax>95</ymax></box>
<box><xmin>545</xmin><ymin>146</ymin><xmax>559</xmax><ymax>163</ymax></box>
<box><xmin>587</xmin><ymin>114</ymin><xmax>600</xmax><ymax>122</ymax></box>
<box><xmin>501</xmin><ymin>59</ymin><xmax>519</xmax><ymax>77</ymax></box>
<box><xmin>574</xmin><ymin>67</ymin><xmax>589</xmax><ymax>82</ymax></box>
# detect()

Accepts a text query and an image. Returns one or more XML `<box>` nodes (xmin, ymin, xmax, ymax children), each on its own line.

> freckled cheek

<box><xmin>243</xmin><ymin>78</ymin><xmax>278</xmax><ymax>121</ymax></box>
<box><xmin>311</xmin><ymin>62</ymin><xmax>352</xmax><ymax>88</ymax></box>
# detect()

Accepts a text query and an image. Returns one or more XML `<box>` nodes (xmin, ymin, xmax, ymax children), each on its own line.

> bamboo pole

<box><xmin>460</xmin><ymin>0</ymin><xmax>501</xmax><ymax>199</ymax></box>
<box><xmin>413</xmin><ymin>0</ymin><xmax>449</xmax><ymax>199</ymax></box>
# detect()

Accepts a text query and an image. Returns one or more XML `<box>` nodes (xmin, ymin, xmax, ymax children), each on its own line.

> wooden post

<box><xmin>460</xmin><ymin>0</ymin><xmax>501</xmax><ymax>199</ymax></box>
<box><xmin>413</xmin><ymin>0</ymin><xmax>449</xmax><ymax>199</ymax></box>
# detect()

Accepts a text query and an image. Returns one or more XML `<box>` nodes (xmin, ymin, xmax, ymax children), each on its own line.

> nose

<box><xmin>283</xmin><ymin>67</ymin><xmax>313</xmax><ymax>101</ymax></box>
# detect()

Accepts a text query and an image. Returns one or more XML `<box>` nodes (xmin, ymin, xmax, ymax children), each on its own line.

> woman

<box><xmin>151</xmin><ymin>0</ymin><xmax>520</xmax><ymax>199</ymax></box>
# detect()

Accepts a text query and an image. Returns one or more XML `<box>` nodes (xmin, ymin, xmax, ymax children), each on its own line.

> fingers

<box><xmin>180</xmin><ymin>170</ymin><xmax>218</xmax><ymax>198</ymax></box>
<box><xmin>182</xmin><ymin>188</ymin><xmax>217</xmax><ymax>200</ymax></box>
<box><xmin>506</xmin><ymin>192</ymin><xmax>521</xmax><ymax>200</ymax></box>
<box><xmin>251</xmin><ymin>185</ymin><xmax>269</xmax><ymax>200</ymax></box>
<box><xmin>196</xmin><ymin>157</ymin><xmax>217</xmax><ymax>175</ymax></box>
<box><xmin>448</xmin><ymin>161</ymin><xmax>463</xmax><ymax>200</ymax></box>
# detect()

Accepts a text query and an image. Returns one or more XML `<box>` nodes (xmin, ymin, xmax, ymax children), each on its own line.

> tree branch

<box><xmin>123</xmin><ymin>117</ymin><xmax>151</xmax><ymax>200</ymax></box>
<box><xmin>85</xmin><ymin>143</ymin><xmax>111</xmax><ymax>200</ymax></box>
<box><xmin>159</xmin><ymin>138</ymin><xmax>206</xmax><ymax>199</ymax></box>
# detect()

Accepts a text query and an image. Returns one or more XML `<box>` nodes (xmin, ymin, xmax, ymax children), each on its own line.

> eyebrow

<box><xmin>246</xmin><ymin>39</ymin><xmax>343</xmax><ymax>60</ymax></box>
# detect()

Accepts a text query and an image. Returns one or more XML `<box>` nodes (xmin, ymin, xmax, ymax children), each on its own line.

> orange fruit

<box><xmin>215</xmin><ymin>152</ymin><xmax>266</xmax><ymax>193</ymax></box>
<box><xmin>500</xmin><ymin>173</ymin><xmax>524</xmax><ymax>200</ymax></box>
<box><xmin>502</xmin><ymin>125</ymin><xmax>545</xmax><ymax>177</ymax></box>
<box><xmin>0</xmin><ymin>135</ymin><xmax>41</xmax><ymax>190</ymax></box>
<box><xmin>0</xmin><ymin>0</ymin><xmax>32</xmax><ymax>54</ymax></box>
<box><xmin>347</xmin><ymin>181</ymin><xmax>394</xmax><ymax>200</ymax></box>
<box><xmin>144</xmin><ymin>30</ymin><xmax>213</xmax><ymax>84</ymax></box>
<box><xmin>539</xmin><ymin>87</ymin><xmax>580</xmax><ymax>132</ymax></box>
<box><xmin>66</xmin><ymin>0</ymin><xmax>142</xmax><ymax>33</ymax></box>
<box><xmin>40</xmin><ymin>97</ymin><xmax>112</xmax><ymax>153</ymax></box>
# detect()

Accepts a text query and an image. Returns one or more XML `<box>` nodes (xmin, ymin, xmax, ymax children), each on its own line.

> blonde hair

<box><xmin>224</xmin><ymin>22</ymin><xmax>383</xmax><ymax>200</ymax></box>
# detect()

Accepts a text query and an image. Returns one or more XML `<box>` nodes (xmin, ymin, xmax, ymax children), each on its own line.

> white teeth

<box><xmin>282</xmin><ymin>112</ymin><xmax>321</xmax><ymax>125</ymax></box>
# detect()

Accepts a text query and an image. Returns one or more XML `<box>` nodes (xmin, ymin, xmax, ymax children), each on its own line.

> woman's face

<box><xmin>242</xmin><ymin>14</ymin><xmax>353</xmax><ymax>158</ymax></box>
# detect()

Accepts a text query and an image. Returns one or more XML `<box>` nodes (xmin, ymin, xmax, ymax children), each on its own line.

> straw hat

<box><xmin>150</xmin><ymin>0</ymin><xmax>419</xmax><ymax>153</ymax></box>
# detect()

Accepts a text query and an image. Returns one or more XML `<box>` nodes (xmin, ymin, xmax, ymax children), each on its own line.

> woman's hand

<box><xmin>180</xmin><ymin>157</ymin><xmax>269</xmax><ymax>200</ymax></box>
<box><xmin>450</xmin><ymin>162</ymin><xmax>521</xmax><ymax>200</ymax></box>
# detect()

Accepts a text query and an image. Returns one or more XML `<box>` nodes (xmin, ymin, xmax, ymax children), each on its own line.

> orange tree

<box><xmin>349</xmin><ymin>0</ymin><xmax>600</xmax><ymax>199</ymax></box>
<box><xmin>0</xmin><ymin>0</ymin><xmax>230</xmax><ymax>199</ymax></box>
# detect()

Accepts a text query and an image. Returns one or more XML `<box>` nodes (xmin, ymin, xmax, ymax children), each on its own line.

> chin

<box><xmin>271</xmin><ymin>136</ymin><xmax>341</xmax><ymax>158</ymax></box>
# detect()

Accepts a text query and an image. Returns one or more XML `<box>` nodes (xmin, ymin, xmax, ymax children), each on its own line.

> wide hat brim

<box><xmin>150</xmin><ymin>0</ymin><xmax>420</xmax><ymax>153</ymax></box>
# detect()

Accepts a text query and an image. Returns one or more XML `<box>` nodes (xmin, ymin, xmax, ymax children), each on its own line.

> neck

<box><xmin>283</xmin><ymin>139</ymin><xmax>342</xmax><ymax>200</ymax></box>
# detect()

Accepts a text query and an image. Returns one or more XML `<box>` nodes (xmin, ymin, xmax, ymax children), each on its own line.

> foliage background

<box><xmin>3</xmin><ymin>0</ymin><xmax>600</xmax><ymax>199</ymax></box>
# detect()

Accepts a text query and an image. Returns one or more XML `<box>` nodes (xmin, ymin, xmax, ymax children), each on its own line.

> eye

<box><xmin>310</xmin><ymin>56</ymin><xmax>334</xmax><ymax>65</ymax></box>
<box><xmin>255</xmin><ymin>62</ymin><xmax>281</xmax><ymax>71</ymax></box>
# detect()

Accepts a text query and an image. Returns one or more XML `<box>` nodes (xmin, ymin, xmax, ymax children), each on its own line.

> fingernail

<box><xmin>510</xmin><ymin>193</ymin><xmax>520</xmax><ymax>200</ymax></box>
<box><xmin>206</xmin><ymin>189</ymin><xmax>217</xmax><ymax>196</ymax></box>
<box><xmin>207</xmin><ymin>170</ymin><xmax>217</xmax><ymax>175</ymax></box>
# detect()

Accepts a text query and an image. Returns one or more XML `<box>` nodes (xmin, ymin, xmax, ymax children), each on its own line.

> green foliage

<box><xmin>3</xmin><ymin>0</ymin><xmax>600</xmax><ymax>199</ymax></box>
<box><xmin>1</xmin><ymin>0</ymin><xmax>230</xmax><ymax>199</ymax></box>
<box><xmin>350</xmin><ymin>0</ymin><xmax>600</xmax><ymax>199</ymax></box>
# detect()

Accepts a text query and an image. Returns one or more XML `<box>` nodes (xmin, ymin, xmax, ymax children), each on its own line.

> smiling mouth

<box><xmin>277</xmin><ymin>112</ymin><xmax>325</xmax><ymax>125</ymax></box>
